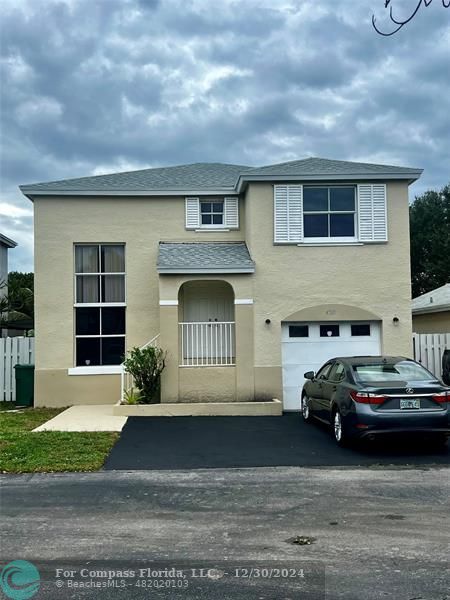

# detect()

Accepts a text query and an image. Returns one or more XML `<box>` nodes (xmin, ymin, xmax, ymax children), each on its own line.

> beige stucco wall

<box><xmin>412</xmin><ymin>311</ymin><xmax>450</xmax><ymax>334</ymax></box>
<box><xmin>178</xmin><ymin>367</ymin><xmax>236</xmax><ymax>402</ymax></box>
<box><xmin>33</xmin><ymin>196</ymin><xmax>245</xmax><ymax>406</ymax></box>
<box><xmin>35</xmin><ymin>370</ymin><xmax>120</xmax><ymax>407</ymax></box>
<box><xmin>244</xmin><ymin>181</ymin><xmax>413</xmax><ymax>400</ymax></box>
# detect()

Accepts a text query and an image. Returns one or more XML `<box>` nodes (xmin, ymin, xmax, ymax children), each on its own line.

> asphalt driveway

<box><xmin>104</xmin><ymin>414</ymin><xmax>449</xmax><ymax>470</ymax></box>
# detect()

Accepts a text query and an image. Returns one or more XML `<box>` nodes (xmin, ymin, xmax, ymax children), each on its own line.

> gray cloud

<box><xmin>1</xmin><ymin>0</ymin><xmax>449</xmax><ymax>271</ymax></box>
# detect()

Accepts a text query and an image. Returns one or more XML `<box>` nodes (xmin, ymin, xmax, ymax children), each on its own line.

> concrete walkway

<box><xmin>33</xmin><ymin>404</ymin><xmax>127</xmax><ymax>432</ymax></box>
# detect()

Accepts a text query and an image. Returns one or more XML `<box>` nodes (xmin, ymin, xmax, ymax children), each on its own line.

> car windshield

<box><xmin>353</xmin><ymin>361</ymin><xmax>435</xmax><ymax>383</ymax></box>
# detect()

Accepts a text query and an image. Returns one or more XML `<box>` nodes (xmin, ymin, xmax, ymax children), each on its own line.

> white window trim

<box><xmin>74</xmin><ymin>302</ymin><xmax>126</xmax><ymax>308</ymax></box>
<box><xmin>199</xmin><ymin>199</ymin><xmax>225</xmax><ymax>228</ymax></box>
<box><xmin>302</xmin><ymin>236</ymin><xmax>358</xmax><ymax>244</ymax></box>
<box><xmin>302</xmin><ymin>185</ymin><xmax>357</xmax><ymax>243</ymax></box>
<box><xmin>297</xmin><ymin>242</ymin><xmax>364</xmax><ymax>247</ymax></box>
<box><xmin>194</xmin><ymin>228</ymin><xmax>230</xmax><ymax>233</ymax></box>
<box><xmin>73</xmin><ymin>334</ymin><xmax>126</xmax><ymax>339</ymax></box>
<box><xmin>68</xmin><ymin>366</ymin><xmax>123</xmax><ymax>376</ymax></box>
<box><xmin>198</xmin><ymin>224</ymin><xmax>227</xmax><ymax>229</ymax></box>
<box><xmin>74</xmin><ymin>243</ymin><xmax>126</xmax><ymax>368</ymax></box>
<box><xmin>74</xmin><ymin>272</ymin><xmax>126</xmax><ymax>276</ymax></box>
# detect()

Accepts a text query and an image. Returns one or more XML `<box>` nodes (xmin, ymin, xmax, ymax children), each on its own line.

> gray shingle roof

<box><xmin>20</xmin><ymin>157</ymin><xmax>422</xmax><ymax>197</ymax></box>
<box><xmin>412</xmin><ymin>283</ymin><xmax>450</xmax><ymax>313</ymax></box>
<box><xmin>0</xmin><ymin>233</ymin><xmax>18</xmax><ymax>248</ymax></box>
<box><xmin>20</xmin><ymin>163</ymin><xmax>249</xmax><ymax>194</ymax></box>
<box><xmin>157</xmin><ymin>242</ymin><xmax>255</xmax><ymax>274</ymax></box>
<box><xmin>243</xmin><ymin>157</ymin><xmax>421</xmax><ymax>177</ymax></box>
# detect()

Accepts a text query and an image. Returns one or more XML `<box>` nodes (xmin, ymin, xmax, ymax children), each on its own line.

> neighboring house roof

<box><xmin>0</xmin><ymin>233</ymin><xmax>18</xmax><ymax>248</ymax></box>
<box><xmin>157</xmin><ymin>242</ymin><xmax>255</xmax><ymax>274</ymax></box>
<box><xmin>412</xmin><ymin>284</ymin><xmax>450</xmax><ymax>315</ymax></box>
<box><xmin>20</xmin><ymin>157</ymin><xmax>423</xmax><ymax>198</ymax></box>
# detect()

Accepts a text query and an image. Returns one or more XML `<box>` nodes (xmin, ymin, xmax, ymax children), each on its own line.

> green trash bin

<box><xmin>14</xmin><ymin>364</ymin><xmax>35</xmax><ymax>407</ymax></box>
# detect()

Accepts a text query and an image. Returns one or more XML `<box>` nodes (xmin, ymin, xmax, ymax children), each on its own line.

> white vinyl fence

<box><xmin>0</xmin><ymin>337</ymin><xmax>35</xmax><ymax>402</ymax></box>
<box><xmin>412</xmin><ymin>333</ymin><xmax>449</xmax><ymax>379</ymax></box>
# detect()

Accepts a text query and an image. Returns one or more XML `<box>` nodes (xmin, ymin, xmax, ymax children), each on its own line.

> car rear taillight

<box><xmin>432</xmin><ymin>391</ymin><xmax>450</xmax><ymax>403</ymax></box>
<box><xmin>350</xmin><ymin>390</ymin><xmax>386</xmax><ymax>405</ymax></box>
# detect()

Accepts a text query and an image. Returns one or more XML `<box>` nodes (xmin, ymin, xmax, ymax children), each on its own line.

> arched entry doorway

<box><xmin>178</xmin><ymin>281</ymin><xmax>235</xmax><ymax>366</ymax></box>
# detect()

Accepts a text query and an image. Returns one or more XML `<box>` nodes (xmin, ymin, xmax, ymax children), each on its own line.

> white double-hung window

<box><xmin>200</xmin><ymin>200</ymin><xmax>225</xmax><ymax>226</ymax></box>
<box><xmin>303</xmin><ymin>186</ymin><xmax>356</xmax><ymax>241</ymax></box>
<box><xmin>274</xmin><ymin>184</ymin><xmax>387</xmax><ymax>244</ymax></box>
<box><xmin>74</xmin><ymin>244</ymin><xmax>125</xmax><ymax>366</ymax></box>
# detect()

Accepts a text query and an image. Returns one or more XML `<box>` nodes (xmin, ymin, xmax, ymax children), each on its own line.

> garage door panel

<box><xmin>282</xmin><ymin>340</ymin><xmax>360</xmax><ymax>363</ymax></box>
<box><xmin>282</xmin><ymin>321</ymin><xmax>381</xmax><ymax>411</ymax></box>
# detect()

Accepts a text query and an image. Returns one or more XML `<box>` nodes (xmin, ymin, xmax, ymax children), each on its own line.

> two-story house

<box><xmin>20</xmin><ymin>157</ymin><xmax>422</xmax><ymax>410</ymax></box>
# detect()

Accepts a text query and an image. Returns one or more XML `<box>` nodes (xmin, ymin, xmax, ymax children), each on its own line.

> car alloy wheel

<box><xmin>334</xmin><ymin>410</ymin><xmax>344</xmax><ymax>445</ymax></box>
<box><xmin>301</xmin><ymin>396</ymin><xmax>311</xmax><ymax>422</ymax></box>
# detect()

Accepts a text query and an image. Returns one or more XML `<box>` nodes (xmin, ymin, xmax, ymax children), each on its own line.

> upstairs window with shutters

<box><xmin>185</xmin><ymin>197</ymin><xmax>239</xmax><ymax>229</ymax></box>
<box><xmin>274</xmin><ymin>184</ymin><xmax>387</xmax><ymax>244</ymax></box>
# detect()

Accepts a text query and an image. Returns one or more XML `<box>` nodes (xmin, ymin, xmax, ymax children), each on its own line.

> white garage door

<box><xmin>281</xmin><ymin>322</ymin><xmax>381</xmax><ymax>411</ymax></box>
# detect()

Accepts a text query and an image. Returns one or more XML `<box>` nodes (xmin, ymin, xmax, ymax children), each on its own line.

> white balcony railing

<box><xmin>179</xmin><ymin>322</ymin><xmax>235</xmax><ymax>367</ymax></box>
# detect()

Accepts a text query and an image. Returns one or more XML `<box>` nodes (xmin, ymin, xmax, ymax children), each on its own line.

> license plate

<box><xmin>400</xmin><ymin>399</ymin><xmax>420</xmax><ymax>409</ymax></box>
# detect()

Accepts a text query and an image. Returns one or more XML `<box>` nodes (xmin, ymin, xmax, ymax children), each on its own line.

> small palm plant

<box><xmin>122</xmin><ymin>388</ymin><xmax>141</xmax><ymax>405</ymax></box>
<box><xmin>123</xmin><ymin>346</ymin><xmax>166</xmax><ymax>404</ymax></box>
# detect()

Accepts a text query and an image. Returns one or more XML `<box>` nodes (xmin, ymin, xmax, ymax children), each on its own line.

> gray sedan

<box><xmin>301</xmin><ymin>356</ymin><xmax>450</xmax><ymax>447</ymax></box>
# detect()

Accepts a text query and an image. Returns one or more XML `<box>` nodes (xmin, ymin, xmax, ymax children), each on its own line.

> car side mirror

<box><xmin>304</xmin><ymin>371</ymin><xmax>315</xmax><ymax>380</ymax></box>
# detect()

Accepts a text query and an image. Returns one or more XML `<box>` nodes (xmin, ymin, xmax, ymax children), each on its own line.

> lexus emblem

<box><xmin>406</xmin><ymin>388</ymin><xmax>414</xmax><ymax>394</ymax></box>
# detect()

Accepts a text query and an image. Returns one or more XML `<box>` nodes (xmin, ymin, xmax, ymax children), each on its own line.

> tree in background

<box><xmin>410</xmin><ymin>183</ymin><xmax>450</xmax><ymax>298</ymax></box>
<box><xmin>0</xmin><ymin>272</ymin><xmax>34</xmax><ymax>330</ymax></box>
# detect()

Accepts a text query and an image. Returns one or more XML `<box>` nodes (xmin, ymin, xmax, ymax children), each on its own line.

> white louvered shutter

<box><xmin>372</xmin><ymin>184</ymin><xmax>388</xmax><ymax>241</ymax></box>
<box><xmin>357</xmin><ymin>184</ymin><xmax>387</xmax><ymax>242</ymax></box>
<box><xmin>224</xmin><ymin>197</ymin><xmax>239</xmax><ymax>228</ymax></box>
<box><xmin>274</xmin><ymin>186</ymin><xmax>289</xmax><ymax>242</ymax></box>
<box><xmin>185</xmin><ymin>197</ymin><xmax>200</xmax><ymax>229</ymax></box>
<box><xmin>288</xmin><ymin>185</ymin><xmax>303</xmax><ymax>242</ymax></box>
<box><xmin>274</xmin><ymin>185</ymin><xmax>303</xmax><ymax>243</ymax></box>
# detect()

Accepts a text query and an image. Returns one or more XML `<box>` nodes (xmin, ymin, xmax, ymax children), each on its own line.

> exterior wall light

<box><xmin>393</xmin><ymin>317</ymin><xmax>400</xmax><ymax>325</ymax></box>
<box><xmin>265</xmin><ymin>319</ymin><xmax>271</xmax><ymax>325</ymax></box>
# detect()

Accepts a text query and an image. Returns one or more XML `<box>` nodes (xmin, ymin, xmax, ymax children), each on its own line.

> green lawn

<box><xmin>0</xmin><ymin>404</ymin><xmax>119</xmax><ymax>473</ymax></box>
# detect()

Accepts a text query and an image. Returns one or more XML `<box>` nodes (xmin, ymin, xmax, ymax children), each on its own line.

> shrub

<box><xmin>123</xmin><ymin>346</ymin><xmax>166</xmax><ymax>404</ymax></box>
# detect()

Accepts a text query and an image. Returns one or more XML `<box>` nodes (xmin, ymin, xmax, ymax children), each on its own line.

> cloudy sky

<box><xmin>1</xmin><ymin>0</ymin><xmax>449</xmax><ymax>271</ymax></box>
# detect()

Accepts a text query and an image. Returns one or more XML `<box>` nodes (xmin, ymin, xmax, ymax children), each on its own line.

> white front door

<box><xmin>281</xmin><ymin>321</ymin><xmax>381</xmax><ymax>411</ymax></box>
<box><xmin>183</xmin><ymin>289</ymin><xmax>233</xmax><ymax>323</ymax></box>
<box><xmin>182</xmin><ymin>284</ymin><xmax>234</xmax><ymax>362</ymax></box>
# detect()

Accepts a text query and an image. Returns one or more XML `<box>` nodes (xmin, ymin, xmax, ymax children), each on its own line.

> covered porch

<box><xmin>157</xmin><ymin>242</ymin><xmax>256</xmax><ymax>403</ymax></box>
<box><xmin>179</xmin><ymin>280</ymin><xmax>235</xmax><ymax>367</ymax></box>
